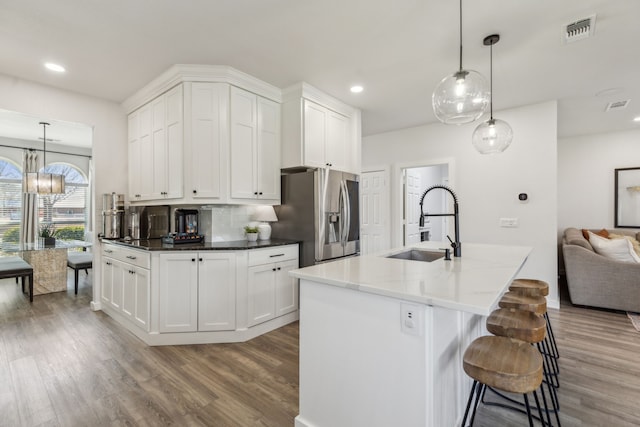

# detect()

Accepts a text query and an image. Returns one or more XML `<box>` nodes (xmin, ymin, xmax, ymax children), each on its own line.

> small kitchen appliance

<box><xmin>101</xmin><ymin>192</ymin><xmax>125</xmax><ymax>239</ymax></box>
<box><xmin>162</xmin><ymin>209</ymin><xmax>204</xmax><ymax>244</ymax></box>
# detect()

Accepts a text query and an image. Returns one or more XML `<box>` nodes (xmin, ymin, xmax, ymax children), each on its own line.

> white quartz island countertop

<box><xmin>290</xmin><ymin>241</ymin><xmax>532</xmax><ymax>316</ymax></box>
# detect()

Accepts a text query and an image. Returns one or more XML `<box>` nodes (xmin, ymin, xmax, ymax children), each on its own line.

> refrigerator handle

<box><xmin>340</xmin><ymin>180</ymin><xmax>350</xmax><ymax>245</ymax></box>
<box><xmin>317</xmin><ymin>166</ymin><xmax>331</xmax><ymax>261</ymax></box>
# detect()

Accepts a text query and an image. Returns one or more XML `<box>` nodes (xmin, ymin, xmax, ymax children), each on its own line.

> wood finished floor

<box><xmin>1</xmin><ymin>273</ymin><xmax>639</xmax><ymax>426</ymax></box>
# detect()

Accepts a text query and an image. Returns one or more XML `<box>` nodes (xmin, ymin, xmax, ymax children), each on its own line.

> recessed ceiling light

<box><xmin>634</xmin><ymin>116</ymin><xmax>640</xmax><ymax>122</ymax></box>
<box><xmin>350</xmin><ymin>85</ymin><xmax>363</xmax><ymax>94</ymax></box>
<box><xmin>45</xmin><ymin>62</ymin><xmax>66</xmax><ymax>73</ymax></box>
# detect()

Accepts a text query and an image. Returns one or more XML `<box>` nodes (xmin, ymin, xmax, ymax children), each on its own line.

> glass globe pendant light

<box><xmin>432</xmin><ymin>0</ymin><xmax>489</xmax><ymax>125</ymax></box>
<box><xmin>472</xmin><ymin>34</ymin><xmax>513</xmax><ymax>154</ymax></box>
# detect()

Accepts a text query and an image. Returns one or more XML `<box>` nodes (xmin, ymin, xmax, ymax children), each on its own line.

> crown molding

<box><xmin>282</xmin><ymin>82</ymin><xmax>355</xmax><ymax>117</ymax></box>
<box><xmin>122</xmin><ymin>64</ymin><xmax>282</xmax><ymax>113</ymax></box>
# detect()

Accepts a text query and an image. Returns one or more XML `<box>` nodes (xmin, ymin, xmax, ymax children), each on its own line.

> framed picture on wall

<box><xmin>615</xmin><ymin>167</ymin><xmax>640</xmax><ymax>228</ymax></box>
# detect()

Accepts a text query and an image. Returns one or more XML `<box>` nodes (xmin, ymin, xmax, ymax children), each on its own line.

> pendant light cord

<box><xmin>489</xmin><ymin>43</ymin><xmax>493</xmax><ymax>119</ymax></box>
<box><xmin>40</xmin><ymin>121</ymin><xmax>49</xmax><ymax>171</ymax></box>
<box><xmin>458</xmin><ymin>0</ymin><xmax>463</xmax><ymax>71</ymax></box>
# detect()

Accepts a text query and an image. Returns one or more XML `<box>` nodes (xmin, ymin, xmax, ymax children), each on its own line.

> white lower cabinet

<box><xmin>247</xmin><ymin>246</ymin><xmax>299</xmax><ymax>327</ymax></box>
<box><xmin>101</xmin><ymin>243</ymin><xmax>151</xmax><ymax>331</ymax></box>
<box><xmin>158</xmin><ymin>252</ymin><xmax>236</xmax><ymax>333</ymax></box>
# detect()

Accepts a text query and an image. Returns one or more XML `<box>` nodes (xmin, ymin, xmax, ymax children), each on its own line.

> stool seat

<box><xmin>499</xmin><ymin>291</ymin><xmax>547</xmax><ymax>315</ymax></box>
<box><xmin>509</xmin><ymin>279</ymin><xmax>549</xmax><ymax>297</ymax></box>
<box><xmin>67</xmin><ymin>252</ymin><xmax>93</xmax><ymax>295</ymax></box>
<box><xmin>0</xmin><ymin>257</ymin><xmax>34</xmax><ymax>302</ymax></box>
<box><xmin>487</xmin><ymin>308</ymin><xmax>546</xmax><ymax>343</ymax></box>
<box><xmin>67</xmin><ymin>252</ymin><xmax>93</xmax><ymax>269</ymax></box>
<box><xmin>464</xmin><ymin>336</ymin><xmax>543</xmax><ymax>394</ymax></box>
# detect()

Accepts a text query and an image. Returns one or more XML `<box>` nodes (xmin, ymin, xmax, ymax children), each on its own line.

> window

<box><xmin>0</xmin><ymin>159</ymin><xmax>23</xmax><ymax>243</ymax></box>
<box><xmin>40</xmin><ymin>164</ymin><xmax>89</xmax><ymax>240</ymax></box>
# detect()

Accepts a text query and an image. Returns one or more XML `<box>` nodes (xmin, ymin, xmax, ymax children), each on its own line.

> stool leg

<box><xmin>28</xmin><ymin>272</ymin><xmax>33</xmax><ymax>303</ymax></box>
<box><xmin>462</xmin><ymin>381</ymin><xmax>484</xmax><ymax>427</ymax></box>
<box><xmin>74</xmin><ymin>269</ymin><xmax>79</xmax><ymax>294</ymax></box>
<box><xmin>21</xmin><ymin>276</ymin><xmax>25</xmax><ymax>293</ymax></box>
<box><xmin>544</xmin><ymin>312</ymin><xmax>560</xmax><ymax>360</ymax></box>
<box><xmin>523</xmin><ymin>394</ymin><xmax>535</xmax><ymax>427</ymax></box>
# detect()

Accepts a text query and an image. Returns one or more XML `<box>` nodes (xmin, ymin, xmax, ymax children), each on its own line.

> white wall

<box><xmin>363</xmin><ymin>101</ymin><xmax>559</xmax><ymax>307</ymax></box>
<box><xmin>0</xmin><ymin>73</ymin><xmax>128</xmax><ymax>308</ymax></box>
<box><xmin>558</xmin><ymin>128</ymin><xmax>640</xmax><ymax>235</ymax></box>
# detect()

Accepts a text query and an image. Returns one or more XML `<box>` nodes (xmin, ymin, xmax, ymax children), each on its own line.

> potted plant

<box><xmin>244</xmin><ymin>225</ymin><xmax>259</xmax><ymax>242</ymax></box>
<box><xmin>39</xmin><ymin>223</ymin><xmax>57</xmax><ymax>247</ymax></box>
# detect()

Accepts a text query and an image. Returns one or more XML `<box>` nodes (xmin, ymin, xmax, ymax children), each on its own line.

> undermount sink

<box><xmin>386</xmin><ymin>249</ymin><xmax>445</xmax><ymax>262</ymax></box>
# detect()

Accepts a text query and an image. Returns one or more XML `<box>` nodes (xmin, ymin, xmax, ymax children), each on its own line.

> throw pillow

<box><xmin>582</xmin><ymin>228</ymin><xmax>609</xmax><ymax>240</ymax></box>
<box><xmin>609</xmin><ymin>233</ymin><xmax>640</xmax><ymax>258</ymax></box>
<box><xmin>588</xmin><ymin>231</ymin><xmax>640</xmax><ymax>263</ymax></box>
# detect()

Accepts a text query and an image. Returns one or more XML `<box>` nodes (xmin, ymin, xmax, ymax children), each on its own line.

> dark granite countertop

<box><xmin>101</xmin><ymin>238</ymin><xmax>299</xmax><ymax>252</ymax></box>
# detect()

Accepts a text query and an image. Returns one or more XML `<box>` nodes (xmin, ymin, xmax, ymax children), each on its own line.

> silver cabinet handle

<box><xmin>104</xmin><ymin>249</ymin><xmax>113</xmax><ymax>253</ymax></box>
<box><xmin>126</xmin><ymin>255</ymin><xmax>137</xmax><ymax>260</ymax></box>
<box><xmin>269</xmin><ymin>253</ymin><xmax>285</xmax><ymax>258</ymax></box>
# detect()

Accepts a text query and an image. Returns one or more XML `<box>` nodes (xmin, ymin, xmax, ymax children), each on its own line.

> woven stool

<box><xmin>462</xmin><ymin>336</ymin><xmax>544</xmax><ymax>427</ymax></box>
<box><xmin>510</xmin><ymin>279</ymin><xmax>560</xmax><ymax>362</ymax></box>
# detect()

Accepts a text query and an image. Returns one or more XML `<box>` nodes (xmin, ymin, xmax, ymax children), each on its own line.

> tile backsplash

<box><xmin>199</xmin><ymin>205</ymin><xmax>259</xmax><ymax>242</ymax></box>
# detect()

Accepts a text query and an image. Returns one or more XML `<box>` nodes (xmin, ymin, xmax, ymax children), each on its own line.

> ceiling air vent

<box><xmin>563</xmin><ymin>14</ymin><xmax>596</xmax><ymax>43</ymax></box>
<box><xmin>605</xmin><ymin>100</ymin><xmax>631</xmax><ymax>112</ymax></box>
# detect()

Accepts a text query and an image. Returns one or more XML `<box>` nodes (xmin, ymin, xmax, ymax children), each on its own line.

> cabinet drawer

<box><xmin>102</xmin><ymin>244</ymin><xmax>151</xmax><ymax>269</ymax></box>
<box><xmin>248</xmin><ymin>245</ymin><xmax>298</xmax><ymax>266</ymax></box>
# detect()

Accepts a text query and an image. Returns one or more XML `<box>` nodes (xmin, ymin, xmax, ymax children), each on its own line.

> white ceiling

<box><xmin>1</xmin><ymin>0</ymin><xmax>639</xmax><ymax>147</ymax></box>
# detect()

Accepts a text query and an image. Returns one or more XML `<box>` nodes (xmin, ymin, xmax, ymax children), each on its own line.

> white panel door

<box><xmin>101</xmin><ymin>257</ymin><xmax>114</xmax><ymax>304</ymax></box>
<box><xmin>190</xmin><ymin>82</ymin><xmax>228</xmax><ymax>200</ymax></box>
<box><xmin>326</xmin><ymin>110</ymin><xmax>348</xmax><ymax>171</ymax></box>
<box><xmin>404</xmin><ymin>169</ymin><xmax>422</xmax><ymax>245</ymax></box>
<box><xmin>230</xmin><ymin>87</ymin><xmax>257</xmax><ymax>199</ymax></box>
<box><xmin>360</xmin><ymin>170</ymin><xmax>390</xmax><ymax>254</ymax></box>
<box><xmin>159</xmin><ymin>253</ymin><xmax>198</xmax><ymax>333</ymax></box>
<box><xmin>275</xmin><ymin>259</ymin><xmax>299</xmax><ymax>317</ymax></box>
<box><xmin>256</xmin><ymin>96</ymin><xmax>281</xmax><ymax>201</ymax></box>
<box><xmin>137</xmin><ymin>104</ymin><xmax>153</xmax><ymax>200</ymax></box>
<box><xmin>150</xmin><ymin>96</ymin><xmax>166</xmax><ymax>199</ymax></box>
<box><xmin>164</xmin><ymin>84</ymin><xmax>183</xmax><ymax>199</ymax></box>
<box><xmin>133</xmin><ymin>266</ymin><xmax>150</xmax><ymax>331</ymax></box>
<box><xmin>303</xmin><ymin>99</ymin><xmax>326</xmax><ymax>168</ymax></box>
<box><xmin>198</xmin><ymin>252</ymin><xmax>237</xmax><ymax>332</ymax></box>
<box><xmin>247</xmin><ymin>264</ymin><xmax>276</xmax><ymax>327</ymax></box>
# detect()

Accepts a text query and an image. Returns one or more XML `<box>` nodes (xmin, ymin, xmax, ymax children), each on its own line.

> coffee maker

<box><xmin>162</xmin><ymin>209</ymin><xmax>204</xmax><ymax>244</ymax></box>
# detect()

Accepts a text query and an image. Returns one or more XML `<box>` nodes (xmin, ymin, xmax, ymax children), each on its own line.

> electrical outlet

<box><xmin>401</xmin><ymin>303</ymin><xmax>422</xmax><ymax>336</ymax></box>
<box><xmin>499</xmin><ymin>217</ymin><xmax>519</xmax><ymax>228</ymax></box>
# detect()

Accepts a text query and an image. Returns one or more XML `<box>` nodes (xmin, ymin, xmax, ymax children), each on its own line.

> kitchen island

<box><xmin>290</xmin><ymin>241</ymin><xmax>531</xmax><ymax>427</ymax></box>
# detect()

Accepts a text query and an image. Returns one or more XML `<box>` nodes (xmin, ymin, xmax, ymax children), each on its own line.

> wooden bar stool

<box><xmin>486</xmin><ymin>308</ymin><xmax>560</xmax><ymax>426</ymax></box>
<box><xmin>510</xmin><ymin>279</ymin><xmax>560</xmax><ymax>362</ymax></box>
<box><xmin>462</xmin><ymin>336</ymin><xmax>545</xmax><ymax>427</ymax></box>
<box><xmin>500</xmin><ymin>291</ymin><xmax>560</xmax><ymax>405</ymax></box>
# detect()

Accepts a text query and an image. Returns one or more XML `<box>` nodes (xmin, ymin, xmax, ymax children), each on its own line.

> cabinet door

<box><xmin>190</xmin><ymin>82</ymin><xmax>229</xmax><ymax>200</ymax></box>
<box><xmin>247</xmin><ymin>264</ymin><xmax>276</xmax><ymax>327</ymax></box>
<box><xmin>275</xmin><ymin>259</ymin><xmax>299</xmax><ymax>317</ymax></box>
<box><xmin>326</xmin><ymin>110</ymin><xmax>349</xmax><ymax>172</ymax></box>
<box><xmin>138</xmin><ymin>104</ymin><xmax>153</xmax><ymax>200</ymax></box>
<box><xmin>122</xmin><ymin>265</ymin><xmax>136</xmax><ymax>320</ymax></box>
<box><xmin>150</xmin><ymin>96</ymin><xmax>166</xmax><ymax>199</ymax></box>
<box><xmin>230</xmin><ymin>86</ymin><xmax>257</xmax><ymax>199</ymax></box>
<box><xmin>164</xmin><ymin>84</ymin><xmax>183</xmax><ymax>199</ymax></box>
<box><xmin>303</xmin><ymin>100</ymin><xmax>327</xmax><ymax>168</ymax></box>
<box><xmin>257</xmin><ymin>97</ymin><xmax>281</xmax><ymax>201</ymax></box>
<box><xmin>198</xmin><ymin>252</ymin><xmax>236</xmax><ymax>331</ymax></box>
<box><xmin>159</xmin><ymin>253</ymin><xmax>198</xmax><ymax>333</ymax></box>
<box><xmin>127</xmin><ymin>111</ymin><xmax>142</xmax><ymax>201</ymax></box>
<box><xmin>101</xmin><ymin>257</ymin><xmax>114</xmax><ymax>304</ymax></box>
<box><xmin>133</xmin><ymin>266</ymin><xmax>150</xmax><ymax>331</ymax></box>
<box><xmin>110</xmin><ymin>259</ymin><xmax>126</xmax><ymax>311</ymax></box>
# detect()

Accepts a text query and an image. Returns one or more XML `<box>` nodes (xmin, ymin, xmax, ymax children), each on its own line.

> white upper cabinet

<box><xmin>282</xmin><ymin>82</ymin><xmax>361</xmax><ymax>174</ymax></box>
<box><xmin>184</xmin><ymin>82</ymin><xmax>229</xmax><ymax>202</ymax></box>
<box><xmin>229</xmin><ymin>86</ymin><xmax>281</xmax><ymax>204</ymax></box>
<box><xmin>124</xmin><ymin>65</ymin><xmax>282</xmax><ymax>206</ymax></box>
<box><xmin>128</xmin><ymin>84</ymin><xmax>183</xmax><ymax>202</ymax></box>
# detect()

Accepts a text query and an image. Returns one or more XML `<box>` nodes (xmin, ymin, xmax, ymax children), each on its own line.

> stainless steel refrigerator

<box><xmin>272</xmin><ymin>169</ymin><xmax>359</xmax><ymax>267</ymax></box>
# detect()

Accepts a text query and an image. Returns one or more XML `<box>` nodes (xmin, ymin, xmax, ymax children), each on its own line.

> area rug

<box><xmin>627</xmin><ymin>312</ymin><xmax>640</xmax><ymax>332</ymax></box>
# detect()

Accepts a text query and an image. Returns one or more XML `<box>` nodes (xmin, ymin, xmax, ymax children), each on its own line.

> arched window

<box><xmin>0</xmin><ymin>159</ymin><xmax>23</xmax><ymax>243</ymax></box>
<box><xmin>40</xmin><ymin>164</ymin><xmax>89</xmax><ymax>240</ymax></box>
